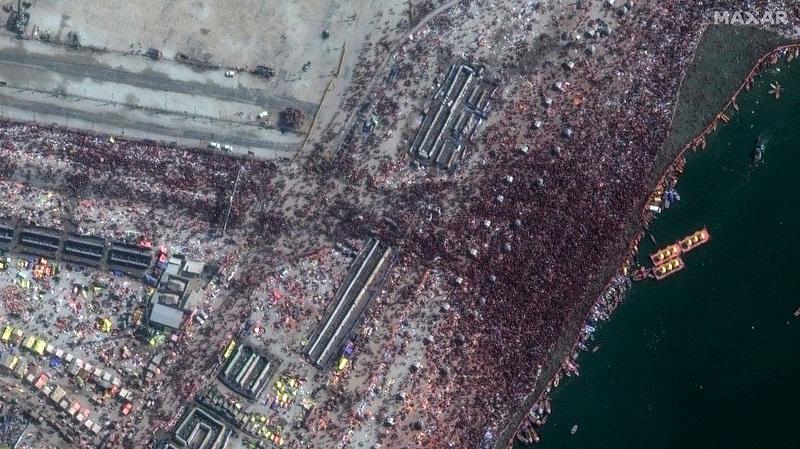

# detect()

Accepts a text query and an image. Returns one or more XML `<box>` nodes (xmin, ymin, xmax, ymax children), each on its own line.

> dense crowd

<box><xmin>385</xmin><ymin>1</ymin><xmax>800</xmax><ymax>447</ymax></box>
<box><xmin>0</xmin><ymin>121</ymin><xmax>278</xmax><ymax>232</ymax></box>
<box><xmin>0</xmin><ymin>0</ymin><xmax>799</xmax><ymax>448</ymax></box>
<box><xmin>315</xmin><ymin>0</ymin><xmax>800</xmax><ymax>447</ymax></box>
<box><xmin>0</xmin><ymin>407</ymin><xmax>28</xmax><ymax>448</ymax></box>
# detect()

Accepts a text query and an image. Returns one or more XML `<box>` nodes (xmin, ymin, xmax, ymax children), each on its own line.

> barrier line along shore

<box><xmin>504</xmin><ymin>28</ymin><xmax>800</xmax><ymax>448</ymax></box>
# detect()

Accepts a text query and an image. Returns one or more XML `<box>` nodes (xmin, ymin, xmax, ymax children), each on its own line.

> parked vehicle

<box><xmin>194</xmin><ymin>310</ymin><xmax>209</xmax><ymax>325</ymax></box>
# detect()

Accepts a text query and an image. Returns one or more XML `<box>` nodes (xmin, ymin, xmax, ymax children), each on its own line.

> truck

<box><xmin>254</xmin><ymin>65</ymin><xmax>275</xmax><ymax>79</ymax></box>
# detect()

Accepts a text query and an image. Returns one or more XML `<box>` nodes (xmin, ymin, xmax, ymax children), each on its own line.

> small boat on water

<box><xmin>517</xmin><ymin>427</ymin><xmax>540</xmax><ymax>445</ymax></box>
<box><xmin>664</xmin><ymin>188</ymin><xmax>680</xmax><ymax>209</ymax></box>
<box><xmin>752</xmin><ymin>141</ymin><xmax>765</xmax><ymax>164</ymax></box>
<box><xmin>632</xmin><ymin>266</ymin><xmax>651</xmax><ymax>281</ymax></box>
<box><xmin>768</xmin><ymin>82</ymin><xmax>782</xmax><ymax>99</ymax></box>
<box><xmin>571</xmin><ymin>424</ymin><xmax>579</xmax><ymax>435</ymax></box>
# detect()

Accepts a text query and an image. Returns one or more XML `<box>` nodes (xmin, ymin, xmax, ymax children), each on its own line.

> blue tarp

<box><xmin>343</xmin><ymin>341</ymin><xmax>354</xmax><ymax>356</ymax></box>
<box><xmin>144</xmin><ymin>274</ymin><xmax>158</xmax><ymax>286</ymax></box>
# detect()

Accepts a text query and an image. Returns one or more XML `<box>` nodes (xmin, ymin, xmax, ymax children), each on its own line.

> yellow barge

<box><xmin>678</xmin><ymin>228</ymin><xmax>710</xmax><ymax>253</ymax></box>
<box><xmin>653</xmin><ymin>257</ymin><xmax>685</xmax><ymax>280</ymax></box>
<box><xmin>650</xmin><ymin>243</ymin><xmax>681</xmax><ymax>266</ymax></box>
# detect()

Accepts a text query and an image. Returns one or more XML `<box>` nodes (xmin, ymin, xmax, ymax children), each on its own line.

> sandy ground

<box><xmin>20</xmin><ymin>0</ymin><xmax>409</xmax><ymax>106</ymax></box>
<box><xmin>0</xmin><ymin>34</ymin><xmax>309</xmax><ymax>158</ymax></box>
<box><xmin>0</xmin><ymin>0</ymin><xmax>413</xmax><ymax>158</ymax></box>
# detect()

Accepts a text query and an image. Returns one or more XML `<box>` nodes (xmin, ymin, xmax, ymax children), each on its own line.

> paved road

<box><xmin>0</xmin><ymin>36</ymin><xmax>312</xmax><ymax>158</ymax></box>
<box><xmin>0</xmin><ymin>89</ymin><xmax>300</xmax><ymax>155</ymax></box>
<box><xmin>0</xmin><ymin>46</ymin><xmax>319</xmax><ymax>116</ymax></box>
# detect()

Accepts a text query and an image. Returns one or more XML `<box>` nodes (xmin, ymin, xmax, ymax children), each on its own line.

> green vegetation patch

<box><xmin>656</xmin><ymin>24</ymin><xmax>789</xmax><ymax>174</ymax></box>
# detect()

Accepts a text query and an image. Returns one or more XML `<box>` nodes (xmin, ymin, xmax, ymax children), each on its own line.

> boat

<box><xmin>632</xmin><ymin>266</ymin><xmax>651</xmax><ymax>281</ymax></box>
<box><xmin>517</xmin><ymin>427</ymin><xmax>540</xmax><ymax>445</ymax></box>
<box><xmin>650</xmin><ymin>243</ymin><xmax>682</xmax><ymax>266</ymax></box>
<box><xmin>653</xmin><ymin>257</ymin><xmax>685</xmax><ymax>280</ymax></box>
<box><xmin>664</xmin><ymin>188</ymin><xmax>680</xmax><ymax>209</ymax></box>
<box><xmin>678</xmin><ymin>228</ymin><xmax>710</xmax><ymax>253</ymax></box>
<box><xmin>752</xmin><ymin>141</ymin><xmax>765</xmax><ymax>164</ymax></box>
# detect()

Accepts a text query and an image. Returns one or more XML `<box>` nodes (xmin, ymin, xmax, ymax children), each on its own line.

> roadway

<box><xmin>0</xmin><ymin>35</ymin><xmax>312</xmax><ymax>158</ymax></box>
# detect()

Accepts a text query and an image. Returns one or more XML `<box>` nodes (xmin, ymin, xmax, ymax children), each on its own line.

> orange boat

<box><xmin>650</xmin><ymin>243</ymin><xmax>682</xmax><ymax>266</ymax></box>
<box><xmin>653</xmin><ymin>257</ymin><xmax>685</xmax><ymax>280</ymax></box>
<box><xmin>679</xmin><ymin>228</ymin><xmax>710</xmax><ymax>252</ymax></box>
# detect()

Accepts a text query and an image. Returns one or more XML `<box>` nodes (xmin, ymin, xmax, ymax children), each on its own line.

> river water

<box><xmin>516</xmin><ymin>56</ymin><xmax>800</xmax><ymax>448</ymax></box>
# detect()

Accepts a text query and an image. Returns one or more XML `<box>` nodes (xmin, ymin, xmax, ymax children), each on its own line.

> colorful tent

<box><xmin>223</xmin><ymin>340</ymin><xmax>236</xmax><ymax>359</ymax></box>
<box><xmin>1</xmin><ymin>326</ymin><xmax>12</xmax><ymax>343</ymax></box>
<box><xmin>22</xmin><ymin>335</ymin><xmax>35</xmax><ymax>350</ymax></box>
<box><xmin>99</xmin><ymin>318</ymin><xmax>113</xmax><ymax>333</ymax></box>
<box><xmin>33</xmin><ymin>338</ymin><xmax>47</xmax><ymax>356</ymax></box>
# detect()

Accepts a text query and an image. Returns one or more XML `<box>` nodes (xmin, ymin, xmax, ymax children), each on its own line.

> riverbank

<box><xmin>526</xmin><ymin>34</ymin><xmax>800</xmax><ymax>448</ymax></box>
<box><xmin>508</xmin><ymin>24</ymin><xmax>799</xmax><ymax>448</ymax></box>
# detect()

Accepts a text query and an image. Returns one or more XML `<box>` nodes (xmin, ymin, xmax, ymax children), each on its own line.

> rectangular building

<box><xmin>305</xmin><ymin>239</ymin><xmax>392</xmax><ymax>368</ymax></box>
<box><xmin>174</xmin><ymin>407</ymin><xmax>231</xmax><ymax>449</ymax></box>
<box><xmin>18</xmin><ymin>226</ymin><xmax>61</xmax><ymax>255</ymax></box>
<box><xmin>108</xmin><ymin>242</ymin><xmax>152</xmax><ymax>271</ymax></box>
<box><xmin>0</xmin><ymin>224</ymin><xmax>14</xmax><ymax>246</ymax></box>
<box><xmin>410</xmin><ymin>62</ymin><xmax>498</xmax><ymax>170</ymax></box>
<box><xmin>149</xmin><ymin>303</ymin><xmax>184</xmax><ymax>330</ymax></box>
<box><xmin>63</xmin><ymin>233</ymin><xmax>106</xmax><ymax>262</ymax></box>
<box><xmin>218</xmin><ymin>343</ymin><xmax>276</xmax><ymax>399</ymax></box>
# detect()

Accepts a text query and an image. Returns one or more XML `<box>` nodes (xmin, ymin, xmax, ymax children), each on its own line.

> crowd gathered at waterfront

<box><xmin>310</xmin><ymin>0</ymin><xmax>800</xmax><ymax>446</ymax></box>
<box><xmin>1</xmin><ymin>0</ymin><xmax>800</xmax><ymax>448</ymax></box>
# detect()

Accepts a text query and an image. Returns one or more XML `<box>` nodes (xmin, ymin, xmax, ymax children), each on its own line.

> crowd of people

<box><xmin>1</xmin><ymin>0</ymin><xmax>799</xmax><ymax>448</ymax></box>
<box><xmin>307</xmin><ymin>0</ymin><xmax>800</xmax><ymax>447</ymax></box>
<box><xmin>0</xmin><ymin>120</ymin><xmax>262</xmax><ymax>448</ymax></box>
<box><xmin>0</xmin><ymin>406</ymin><xmax>28</xmax><ymax>448</ymax></box>
<box><xmin>0</xmin><ymin>121</ymin><xmax>278</xmax><ymax>234</ymax></box>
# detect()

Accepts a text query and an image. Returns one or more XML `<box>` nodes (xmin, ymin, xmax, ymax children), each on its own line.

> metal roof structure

<box><xmin>149</xmin><ymin>303</ymin><xmax>184</xmax><ymax>329</ymax></box>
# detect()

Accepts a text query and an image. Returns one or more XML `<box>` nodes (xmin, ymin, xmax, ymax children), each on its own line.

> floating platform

<box><xmin>648</xmin><ymin>228</ymin><xmax>710</xmax><ymax>270</ymax></box>
<box><xmin>678</xmin><ymin>228</ymin><xmax>710</xmax><ymax>253</ymax></box>
<box><xmin>653</xmin><ymin>257</ymin><xmax>684</xmax><ymax>281</ymax></box>
<box><xmin>650</xmin><ymin>243</ymin><xmax>682</xmax><ymax>266</ymax></box>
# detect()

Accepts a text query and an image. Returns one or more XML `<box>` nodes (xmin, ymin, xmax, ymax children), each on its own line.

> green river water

<box><xmin>516</xmin><ymin>55</ymin><xmax>800</xmax><ymax>448</ymax></box>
